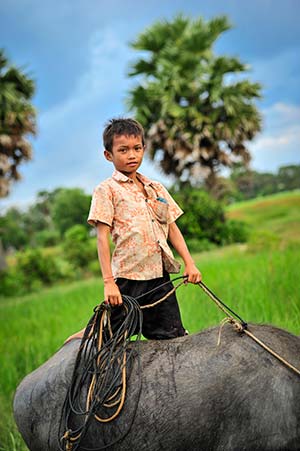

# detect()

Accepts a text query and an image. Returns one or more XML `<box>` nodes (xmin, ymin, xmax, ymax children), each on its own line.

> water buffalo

<box><xmin>14</xmin><ymin>323</ymin><xmax>300</xmax><ymax>451</ymax></box>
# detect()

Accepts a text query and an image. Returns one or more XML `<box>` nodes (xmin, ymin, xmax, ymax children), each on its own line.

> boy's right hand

<box><xmin>104</xmin><ymin>280</ymin><xmax>123</xmax><ymax>306</ymax></box>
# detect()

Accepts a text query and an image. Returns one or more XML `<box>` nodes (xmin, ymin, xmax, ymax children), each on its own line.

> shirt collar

<box><xmin>112</xmin><ymin>170</ymin><xmax>152</xmax><ymax>186</ymax></box>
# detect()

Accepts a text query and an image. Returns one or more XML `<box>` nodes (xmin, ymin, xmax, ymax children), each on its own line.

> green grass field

<box><xmin>1</xmin><ymin>190</ymin><xmax>300</xmax><ymax>451</ymax></box>
<box><xmin>227</xmin><ymin>189</ymin><xmax>300</xmax><ymax>244</ymax></box>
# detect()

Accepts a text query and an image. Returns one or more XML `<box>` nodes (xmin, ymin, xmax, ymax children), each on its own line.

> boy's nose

<box><xmin>127</xmin><ymin>149</ymin><xmax>136</xmax><ymax>158</ymax></box>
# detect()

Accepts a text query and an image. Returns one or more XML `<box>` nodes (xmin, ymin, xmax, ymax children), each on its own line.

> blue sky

<box><xmin>1</xmin><ymin>0</ymin><xmax>300</xmax><ymax>209</ymax></box>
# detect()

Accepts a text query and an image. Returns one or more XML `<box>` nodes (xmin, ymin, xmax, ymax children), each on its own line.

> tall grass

<box><xmin>182</xmin><ymin>244</ymin><xmax>300</xmax><ymax>334</ymax></box>
<box><xmin>1</xmin><ymin>191</ymin><xmax>300</xmax><ymax>450</ymax></box>
<box><xmin>0</xmin><ymin>279</ymin><xmax>102</xmax><ymax>451</ymax></box>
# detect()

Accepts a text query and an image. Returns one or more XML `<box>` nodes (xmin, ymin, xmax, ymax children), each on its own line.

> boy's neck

<box><xmin>119</xmin><ymin>170</ymin><xmax>139</xmax><ymax>181</ymax></box>
<box><xmin>116</xmin><ymin>169</ymin><xmax>147</xmax><ymax>196</ymax></box>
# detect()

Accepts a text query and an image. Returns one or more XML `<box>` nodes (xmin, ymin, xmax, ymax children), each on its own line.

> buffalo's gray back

<box><xmin>14</xmin><ymin>324</ymin><xmax>300</xmax><ymax>451</ymax></box>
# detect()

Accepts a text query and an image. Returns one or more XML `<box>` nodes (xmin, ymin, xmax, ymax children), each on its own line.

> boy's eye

<box><xmin>118</xmin><ymin>147</ymin><xmax>143</xmax><ymax>154</ymax></box>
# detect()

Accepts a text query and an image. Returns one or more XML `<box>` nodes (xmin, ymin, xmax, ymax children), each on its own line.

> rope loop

<box><xmin>59</xmin><ymin>295</ymin><xmax>144</xmax><ymax>451</ymax></box>
<box><xmin>59</xmin><ymin>278</ymin><xmax>186</xmax><ymax>451</ymax></box>
<box><xmin>93</xmin><ymin>302</ymin><xmax>110</xmax><ymax>313</ymax></box>
<box><xmin>197</xmin><ymin>280</ymin><xmax>300</xmax><ymax>377</ymax></box>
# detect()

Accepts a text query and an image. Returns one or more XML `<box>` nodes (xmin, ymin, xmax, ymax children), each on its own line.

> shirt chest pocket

<box><xmin>147</xmin><ymin>197</ymin><xmax>169</xmax><ymax>224</ymax></box>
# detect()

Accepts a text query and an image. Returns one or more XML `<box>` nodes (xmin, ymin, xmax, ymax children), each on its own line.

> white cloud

<box><xmin>40</xmin><ymin>28</ymin><xmax>130</xmax><ymax>131</ymax></box>
<box><xmin>262</xmin><ymin>102</ymin><xmax>300</xmax><ymax>129</ymax></box>
<box><xmin>249</xmin><ymin>102</ymin><xmax>300</xmax><ymax>172</ymax></box>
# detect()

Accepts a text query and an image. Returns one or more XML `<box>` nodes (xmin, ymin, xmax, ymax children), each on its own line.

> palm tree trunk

<box><xmin>205</xmin><ymin>170</ymin><xmax>218</xmax><ymax>192</ymax></box>
<box><xmin>0</xmin><ymin>238</ymin><xmax>7</xmax><ymax>271</ymax></box>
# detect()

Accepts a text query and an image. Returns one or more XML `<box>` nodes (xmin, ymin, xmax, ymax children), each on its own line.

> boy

<box><xmin>67</xmin><ymin>118</ymin><xmax>201</xmax><ymax>342</ymax></box>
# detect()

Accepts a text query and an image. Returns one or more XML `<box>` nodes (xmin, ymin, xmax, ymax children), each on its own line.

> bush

<box><xmin>220</xmin><ymin>219</ymin><xmax>249</xmax><ymax>244</ymax></box>
<box><xmin>87</xmin><ymin>259</ymin><xmax>101</xmax><ymax>277</ymax></box>
<box><xmin>52</xmin><ymin>188</ymin><xmax>91</xmax><ymax>236</ymax></box>
<box><xmin>16</xmin><ymin>248</ymin><xmax>63</xmax><ymax>291</ymax></box>
<box><xmin>34</xmin><ymin>229</ymin><xmax>60</xmax><ymax>247</ymax></box>
<box><xmin>54</xmin><ymin>257</ymin><xmax>79</xmax><ymax>281</ymax></box>
<box><xmin>172</xmin><ymin>188</ymin><xmax>249</xmax><ymax>248</ymax></box>
<box><xmin>0</xmin><ymin>250</ymin><xmax>80</xmax><ymax>298</ymax></box>
<box><xmin>63</xmin><ymin>225</ymin><xmax>97</xmax><ymax>269</ymax></box>
<box><xmin>173</xmin><ymin>189</ymin><xmax>227</xmax><ymax>244</ymax></box>
<box><xmin>185</xmin><ymin>238</ymin><xmax>217</xmax><ymax>253</ymax></box>
<box><xmin>0</xmin><ymin>266</ymin><xmax>26</xmax><ymax>297</ymax></box>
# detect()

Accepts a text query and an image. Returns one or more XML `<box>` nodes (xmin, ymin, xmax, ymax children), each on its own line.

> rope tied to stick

<box><xmin>197</xmin><ymin>280</ymin><xmax>300</xmax><ymax>376</ymax></box>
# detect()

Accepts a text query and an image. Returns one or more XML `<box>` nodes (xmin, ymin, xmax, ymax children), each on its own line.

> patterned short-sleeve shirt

<box><xmin>87</xmin><ymin>170</ymin><xmax>183</xmax><ymax>280</ymax></box>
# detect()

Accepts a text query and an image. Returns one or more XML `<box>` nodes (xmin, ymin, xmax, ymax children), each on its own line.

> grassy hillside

<box><xmin>226</xmin><ymin>190</ymin><xmax>300</xmax><ymax>244</ymax></box>
<box><xmin>1</xmin><ymin>190</ymin><xmax>300</xmax><ymax>451</ymax></box>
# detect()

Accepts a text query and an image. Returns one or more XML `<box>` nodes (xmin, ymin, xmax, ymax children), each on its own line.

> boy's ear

<box><xmin>104</xmin><ymin>150</ymin><xmax>113</xmax><ymax>162</ymax></box>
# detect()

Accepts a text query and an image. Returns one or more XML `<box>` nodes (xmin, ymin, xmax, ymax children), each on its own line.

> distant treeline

<box><xmin>229</xmin><ymin>164</ymin><xmax>300</xmax><ymax>201</ymax></box>
<box><xmin>1</xmin><ymin>164</ymin><xmax>299</xmax><ymax>253</ymax></box>
<box><xmin>1</xmin><ymin>188</ymin><xmax>91</xmax><ymax>251</ymax></box>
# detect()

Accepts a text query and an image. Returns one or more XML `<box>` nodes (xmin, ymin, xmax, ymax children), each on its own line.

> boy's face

<box><xmin>104</xmin><ymin>134</ymin><xmax>144</xmax><ymax>177</ymax></box>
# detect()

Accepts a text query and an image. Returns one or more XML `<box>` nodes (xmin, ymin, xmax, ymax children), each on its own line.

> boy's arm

<box><xmin>64</xmin><ymin>223</ymin><xmax>121</xmax><ymax>344</ymax></box>
<box><xmin>96</xmin><ymin>222</ymin><xmax>123</xmax><ymax>305</ymax></box>
<box><xmin>168</xmin><ymin>222</ymin><xmax>202</xmax><ymax>284</ymax></box>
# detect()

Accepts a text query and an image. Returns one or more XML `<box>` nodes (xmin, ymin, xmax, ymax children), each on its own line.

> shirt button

<box><xmin>157</xmin><ymin>240</ymin><xmax>160</xmax><ymax>243</ymax></box>
<box><xmin>152</xmin><ymin>219</ymin><xmax>155</xmax><ymax>222</ymax></box>
<box><xmin>145</xmin><ymin>199</ymin><xmax>148</xmax><ymax>202</ymax></box>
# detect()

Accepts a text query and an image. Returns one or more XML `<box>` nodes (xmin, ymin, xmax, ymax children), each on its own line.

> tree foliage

<box><xmin>0</xmin><ymin>49</ymin><xmax>36</xmax><ymax>197</ymax></box>
<box><xmin>127</xmin><ymin>15</ymin><xmax>262</xmax><ymax>189</ymax></box>
<box><xmin>172</xmin><ymin>188</ymin><xmax>248</xmax><ymax>249</ymax></box>
<box><xmin>0</xmin><ymin>188</ymin><xmax>92</xmax><ymax>251</ymax></box>
<box><xmin>52</xmin><ymin>188</ymin><xmax>91</xmax><ymax>236</ymax></box>
<box><xmin>230</xmin><ymin>164</ymin><xmax>300</xmax><ymax>200</ymax></box>
<box><xmin>63</xmin><ymin>224</ymin><xmax>96</xmax><ymax>268</ymax></box>
<box><xmin>0</xmin><ymin>207</ymin><xmax>28</xmax><ymax>250</ymax></box>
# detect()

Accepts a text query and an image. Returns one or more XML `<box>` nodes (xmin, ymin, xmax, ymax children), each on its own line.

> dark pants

<box><xmin>110</xmin><ymin>272</ymin><xmax>186</xmax><ymax>340</ymax></box>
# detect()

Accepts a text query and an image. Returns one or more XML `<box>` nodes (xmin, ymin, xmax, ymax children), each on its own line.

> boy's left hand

<box><xmin>184</xmin><ymin>262</ymin><xmax>202</xmax><ymax>284</ymax></box>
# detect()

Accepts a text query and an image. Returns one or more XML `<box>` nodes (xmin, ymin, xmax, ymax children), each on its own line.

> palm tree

<box><xmin>127</xmin><ymin>15</ymin><xmax>262</xmax><ymax>190</ymax></box>
<box><xmin>0</xmin><ymin>49</ymin><xmax>36</xmax><ymax>197</ymax></box>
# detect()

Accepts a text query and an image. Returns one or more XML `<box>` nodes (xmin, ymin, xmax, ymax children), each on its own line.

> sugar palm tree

<box><xmin>0</xmin><ymin>49</ymin><xmax>36</xmax><ymax>197</ymax></box>
<box><xmin>127</xmin><ymin>15</ymin><xmax>262</xmax><ymax>190</ymax></box>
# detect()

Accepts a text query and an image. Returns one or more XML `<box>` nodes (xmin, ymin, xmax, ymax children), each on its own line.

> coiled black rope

<box><xmin>59</xmin><ymin>295</ymin><xmax>143</xmax><ymax>451</ymax></box>
<box><xmin>59</xmin><ymin>275</ymin><xmax>248</xmax><ymax>450</ymax></box>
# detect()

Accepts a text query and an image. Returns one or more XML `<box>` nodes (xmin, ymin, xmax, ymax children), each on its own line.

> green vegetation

<box><xmin>1</xmin><ymin>186</ymin><xmax>247</xmax><ymax>297</ymax></box>
<box><xmin>0</xmin><ymin>190</ymin><xmax>299</xmax><ymax>450</ymax></box>
<box><xmin>227</xmin><ymin>190</ymin><xmax>300</xmax><ymax>245</ymax></box>
<box><xmin>230</xmin><ymin>165</ymin><xmax>300</xmax><ymax>201</ymax></box>
<box><xmin>1</xmin><ymin>188</ymin><xmax>91</xmax><ymax>252</ymax></box>
<box><xmin>173</xmin><ymin>188</ymin><xmax>248</xmax><ymax>250</ymax></box>
<box><xmin>0</xmin><ymin>188</ymin><xmax>99</xmax><ymax>297</ymax></box>
<box><xmin>0</xmin><ymin>279</ymin><xmax>101</xmax><ymax>451</ymax></box>
<box><xmin>183</xmin><ymin>245</ymin><xmax>299</xmax><ymax>333</ymax></box>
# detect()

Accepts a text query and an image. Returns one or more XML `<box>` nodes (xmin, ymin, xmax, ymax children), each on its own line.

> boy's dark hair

<box><xmin>103</xmin><ymin>118</ymin><xmax>145</xmax><ymax>152</ymax></box>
